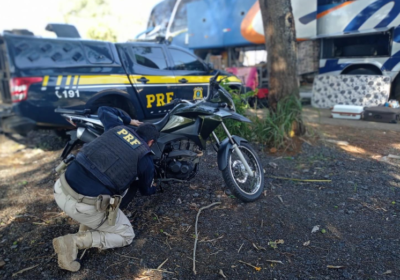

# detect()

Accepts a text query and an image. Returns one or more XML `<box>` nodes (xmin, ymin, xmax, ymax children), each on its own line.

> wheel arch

<box><xmin>341</xmin><ymin>64</ymin><xmax>383</xmax><ymax>75</ymax></box>
<box><xmin>390</xmin><ymin>72</ymin><xmax>400</xmax><ymax>100</ymax></box>
<box><xmin>86</xmin><ymin>89</ymin><xmax>138</xmax><ymax>119</ymax></box>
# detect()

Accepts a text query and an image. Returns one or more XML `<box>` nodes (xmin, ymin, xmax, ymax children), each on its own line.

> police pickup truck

<box><xmin>0</xmin><ymin>33</ymin><xmax>241</xmax><ymax>135</ymax></box>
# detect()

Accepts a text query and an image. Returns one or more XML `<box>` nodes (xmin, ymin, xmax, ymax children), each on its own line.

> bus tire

<box><xmin>342</xmin><ymin>67</ymin><xmax>381</xmax><ymax>75</ymax></box>
<box><xmin>391</xmin><ymin>77</ymin><xmax>400</xmax><ymax>102</ymax></box>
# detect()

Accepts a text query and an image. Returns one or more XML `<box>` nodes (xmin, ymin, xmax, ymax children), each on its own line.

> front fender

<box><xmin>224</xmin><ymin>112</ymin><xmax>252</xmax><ymax>123</ymax></box>
<box><xmin>217</xmin><ymin>136</ymin><xmax>248</xmax><ymax>171</ymax></box>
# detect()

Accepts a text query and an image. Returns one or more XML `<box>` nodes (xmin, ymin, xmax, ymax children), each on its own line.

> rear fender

<box><xmin>217</xmin><ymin>136</ymin><xmax>248</xmax><ymax>171</ymax></box>
<box><xmin>86</xmin><ymin>89</ymin><xmax>144</xmax><ymax>119</ymax></box>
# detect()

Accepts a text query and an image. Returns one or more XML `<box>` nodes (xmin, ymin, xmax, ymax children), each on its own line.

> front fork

<box><xmin>213</xmin><ymin>122</ymin><xmax>254</xmax><ymax>177</ymax></box>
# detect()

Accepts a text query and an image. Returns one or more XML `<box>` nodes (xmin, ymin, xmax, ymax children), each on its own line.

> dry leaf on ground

<box><xmin>266</xmin><ymin>260</ymin><xmax>284</xmax><ymax>265</ymax></box>
<box><xmin>327</xmin><ymin>265</ymin><xmax>345</xmax><ymax>269</ymax></box>
<box><xmin>311</xmin><ymin>225</ymin><xmax>320</xmax><ymax>233</ymax></box>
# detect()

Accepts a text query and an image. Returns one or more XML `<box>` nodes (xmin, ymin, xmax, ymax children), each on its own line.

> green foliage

<box><xmin>214</xmin><ymin>82</ymin><xmax>256</xmax><ymax>139</ymax></box>
<box><xmin>62</xmin><ymin>0</ymin><xmax>118</xmax><ymax>42</ymax></box>
<box><xmin>213</xmin><ymin>82</ymin><xmax>303</xmax><ymax>149</ymax></box>
<box><xmin>87</xmin><ymin>26</ymin><xmax>117</xmax><ymax>42</ymax></box>
<box><xmin>252</xmin><ymin>94</ymin><xmax>303</xmax><ymax>149</ymax></box>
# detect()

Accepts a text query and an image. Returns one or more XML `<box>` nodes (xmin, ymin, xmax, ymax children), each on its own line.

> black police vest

<box><xmin>76</xmin><ymin>126</ymin><xmax>151</xmax><ymax>195</ymax></box>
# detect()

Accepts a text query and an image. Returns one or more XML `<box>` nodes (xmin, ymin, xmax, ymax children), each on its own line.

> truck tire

<box><xmin>54</xmin><ymin>129</ymin><xmax>70</xmax><ymax>139</ymax></box>
<box><xmin>90</xmin><ymin>93</ymin><xmax>137</xmax><ymax>119</ymax></box>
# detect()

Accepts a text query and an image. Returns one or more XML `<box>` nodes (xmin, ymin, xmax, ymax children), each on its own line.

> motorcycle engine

<box><xmin>164</xmin><ymin>140</ymin><xmax>202</xmax><ymax>180</ymax></box>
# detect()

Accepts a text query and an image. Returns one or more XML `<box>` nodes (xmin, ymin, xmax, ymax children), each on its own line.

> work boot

<box><xmin>53</xmin><ymin>232</ymin><xmax>93</xmax><ymax>272</ymax></box>
<box><xmin>75</xmin><ymin>232</ymin><xmax>93</xmax><ymax>249</ymax></box>
<box><xmin>78</xmin><ymin>224</ymin><xmax>90</xmax><ymax>232</ymax></box>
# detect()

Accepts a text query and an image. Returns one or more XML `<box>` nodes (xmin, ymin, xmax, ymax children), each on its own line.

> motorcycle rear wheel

<box><xmin>222</xmin><ymin>142</ymin><xmax>264</xmax><ymax>202</ymax></box>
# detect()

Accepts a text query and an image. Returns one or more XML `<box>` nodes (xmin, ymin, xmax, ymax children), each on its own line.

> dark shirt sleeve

<box><xmin>98</xmin><ymin>106</ymin><xmax>131</xmax><ymax>131</ymax></box>
<box><xmin>120</xmin><ymin>154</ymin><xmax>156</xmax><ymax>209</ymax></box>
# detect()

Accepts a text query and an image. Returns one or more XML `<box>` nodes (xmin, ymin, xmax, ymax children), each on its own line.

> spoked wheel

<box><xmin>222</xmin><ymin>142</ymin><xmax>264</xmax><ymax>202</ymax></box>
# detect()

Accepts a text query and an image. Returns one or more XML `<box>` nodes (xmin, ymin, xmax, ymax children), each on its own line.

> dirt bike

<box><xmin>55</xmin><ymin>71</ymin><xmax>264</xmax><ymax>202</ymax></box>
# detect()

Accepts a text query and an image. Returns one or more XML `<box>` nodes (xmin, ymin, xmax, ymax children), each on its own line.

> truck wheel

<box><xmin>90</xmin><ymin>94</ymin><xmax>136</xmax><ymax>119</ymax></box>
<box><xmin>54</xmin><ymin>129</ymin><xmax>70</xmax><ymax>139</ymax></box>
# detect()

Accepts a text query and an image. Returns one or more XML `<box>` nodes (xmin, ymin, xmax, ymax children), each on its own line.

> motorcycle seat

<box><xmin>153</xmin><ymin>113</ymin><xmax>169</xmax><ymax>131</ymax></box>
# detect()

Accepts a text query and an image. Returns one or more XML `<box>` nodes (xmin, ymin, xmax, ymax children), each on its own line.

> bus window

<box><xmin>147</xmin><ymin>0</ymin><xmax>177</xmax><ymax>29</ymax></box>
<box><xmin>170</xmin><ymin>0</ymin><xmax>196</xmax><ymax>33</ymax></box>
<box><xmin>322</xmin><ymin>32</ymin><xmax>391</xmax><ymax>58</ymax></box>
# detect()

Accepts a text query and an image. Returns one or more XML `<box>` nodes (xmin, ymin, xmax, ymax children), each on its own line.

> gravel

<box><xmin>0</xmin><ymin>131</ymin><xmax>399</xmax><ymax>279</ymax></box>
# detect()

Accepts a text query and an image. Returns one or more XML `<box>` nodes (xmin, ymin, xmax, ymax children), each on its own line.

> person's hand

<box><xmin>152</xmin><ymin>182</ymin><xmax>163</xmax><ymax>193</ymax></box>
<box><xmin>130</xmin><ymin>119</ymin><xmax>143</xmax><ymax>126</ymax></box>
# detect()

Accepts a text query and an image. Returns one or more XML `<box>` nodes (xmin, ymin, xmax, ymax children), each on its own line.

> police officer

<box><xmin>53</xmin><ymin>106</ymin><xmax>160</xmax><ymax>272</ymax></box>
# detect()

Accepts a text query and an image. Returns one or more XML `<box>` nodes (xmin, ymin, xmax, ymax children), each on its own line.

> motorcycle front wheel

<box><xmin>222</xmin><ymin>142</ymin><xmax>264</xmax><ymax>202</ymax></box>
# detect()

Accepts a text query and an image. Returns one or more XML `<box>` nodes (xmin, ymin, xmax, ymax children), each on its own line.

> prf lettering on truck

<box><xmin>146</xmin><ymin>92</ymin><xmax>174</xmax><ymax>108</ymax></box>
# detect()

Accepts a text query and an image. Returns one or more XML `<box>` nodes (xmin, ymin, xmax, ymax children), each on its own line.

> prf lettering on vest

<box><xmin>117</xmin><ymin>129</ymin><xmax>141</xmax><ymax>146</ymax></box>
<box><xmin>146</xmin><ymin>92</ymin><xmax>174</xmax><ymax>108</ymax></box>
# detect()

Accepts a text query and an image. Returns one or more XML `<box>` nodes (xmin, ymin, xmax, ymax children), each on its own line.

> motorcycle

<box><xmin>55</xmin><ymin>72</ymin><xmax>264</xmax><ymax>202</ymax></box>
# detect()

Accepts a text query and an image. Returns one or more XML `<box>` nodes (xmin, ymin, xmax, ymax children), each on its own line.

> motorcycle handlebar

<box><xmin>164</xmin><ymin>98</ymin><xmax>193</xmax><ymax>107</ymax></box>
<box><xmin>206</xmin><ymin>71</ymin><xmax>221</xmax><ymax>101</ymax></box>
<box><xmin>210</xmin><ymin>70</ymin><xmax>220</xmax><ymax>84</ymax></box>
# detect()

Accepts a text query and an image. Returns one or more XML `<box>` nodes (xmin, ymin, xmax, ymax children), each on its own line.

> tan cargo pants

<box><xmin>53</xmin><ymin>179</ymin><xmax>135</xmax><ymax>249</ymax></box>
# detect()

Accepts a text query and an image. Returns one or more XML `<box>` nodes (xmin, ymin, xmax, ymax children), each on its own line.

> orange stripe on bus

<box><xmin>240</xmin><ymin>1</ymin><xmax>265</xmax><ymax>44</ymax></box>
<box><xmin>317</xmin><ymin>1</ymin><xmax>354</xmax><ymax>19</ymax></box>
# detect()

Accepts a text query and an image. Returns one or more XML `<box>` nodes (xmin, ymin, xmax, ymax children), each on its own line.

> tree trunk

<box><xmin>259</xmin><ymin>0</ymin><xmax>299</xmax><ymax>111</ymax></box>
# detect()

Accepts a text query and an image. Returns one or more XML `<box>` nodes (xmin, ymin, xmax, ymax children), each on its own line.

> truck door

<box><xmin>167</xmin><ymin>47</ymin><xmax>210</xmax><ymax>101</ymax></box>
<box><xmin>124</xmin><ymin>43</ymin><xmax>177</xmax><ymax>119</ymax></box>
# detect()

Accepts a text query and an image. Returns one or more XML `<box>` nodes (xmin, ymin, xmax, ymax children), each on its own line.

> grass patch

<box><xmin>251</xmin><ymin>94</ymin><xmax>303</xmax><ymax>149</ymax></box>
<box><xmin>215</xmin><ymin>84</ymin><xmax>304</xmax><ymax>150</ymax></box>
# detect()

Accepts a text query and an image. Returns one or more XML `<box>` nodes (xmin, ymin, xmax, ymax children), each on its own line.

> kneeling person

<box><xmin>53</xmin><ymin>106</ymin><xmax>159</xmax><ymax>272</ymax></box>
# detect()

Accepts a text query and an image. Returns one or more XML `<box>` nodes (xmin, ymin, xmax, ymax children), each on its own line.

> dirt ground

<box><xmin>0</xmin><ymin>124</ymin><xmax>399</xmax><ymax>280</ymax></box>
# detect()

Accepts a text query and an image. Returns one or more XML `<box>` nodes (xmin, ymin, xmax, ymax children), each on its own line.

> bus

<box><xmin>141</xmin><ymin>0</ymin><xmax>400</xmax><ymax>100</ymax></box>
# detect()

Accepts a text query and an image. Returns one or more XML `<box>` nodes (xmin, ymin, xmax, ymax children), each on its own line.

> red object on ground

<box><xmin>257</xmin><ymin>88</ymin><xmax>269</xmax><ymax>99</ymax></box>
<box><xmin>226</xmin><ymin>67</ymin><xmax>268</xmax><ymax>99</ymax></box>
